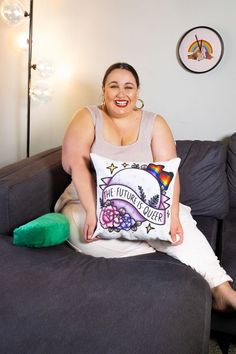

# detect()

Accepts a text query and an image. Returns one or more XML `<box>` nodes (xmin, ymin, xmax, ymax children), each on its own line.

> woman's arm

<box><xmin>62</xmin><ymin>108</ymin><xmax>98</xmax><ymax>242</ymax></box>
<box><xmin>151</xmin><ymin>115</ymin><xmax>183</xmax><ymax>245</ymax></box>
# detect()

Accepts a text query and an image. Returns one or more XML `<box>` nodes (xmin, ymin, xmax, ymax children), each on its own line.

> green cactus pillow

<box><xmin>13</xmin><ymin>213</ymin><xmax>69</xmax><ymax>248</ymax></box>
<box><xmin>90</xmin><ymin>153</ymin><xmax>180</xmax><ymax>242</ymax></box>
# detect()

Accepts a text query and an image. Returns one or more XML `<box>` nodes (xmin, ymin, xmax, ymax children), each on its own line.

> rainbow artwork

<box><xmin>146</xmin><ymin>164</ymin><xmax>173</xmax><ymax>190</ymax></box>
<box><xmin>188</xmin><ymin>39</ymin><xmax>213</xmax><ymax>61</ymax></box>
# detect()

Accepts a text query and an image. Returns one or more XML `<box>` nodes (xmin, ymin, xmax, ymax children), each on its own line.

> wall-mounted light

<box><xmin>1</xmin><ymin>0</ymin><xmax>54</xmax><ymax>157</ymax></box>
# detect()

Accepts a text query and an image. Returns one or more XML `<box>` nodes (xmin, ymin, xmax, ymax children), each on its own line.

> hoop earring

<box><xmin>135</xmin><ymin>98</ymin><xmax>144</xmax><ymax>110</ymax></box>
<box><xmin>101</xmin><ymin>97</ymin><xmax>106</xmax><ymax>110</ymax></box>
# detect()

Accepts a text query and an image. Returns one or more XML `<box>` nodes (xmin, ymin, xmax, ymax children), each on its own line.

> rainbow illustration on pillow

<box><xmin>146</xmin><ymin>164</ymin><xmax>173</xmax><ymax>190</ymax></box>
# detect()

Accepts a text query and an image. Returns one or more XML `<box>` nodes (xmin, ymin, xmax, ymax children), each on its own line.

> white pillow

<box><xmin>90</xmin><ymin>153</ymin><xmax>181</xmax><ymax>242</ymax></box>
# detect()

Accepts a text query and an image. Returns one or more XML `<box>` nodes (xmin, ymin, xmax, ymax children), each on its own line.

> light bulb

<box><xmin>16</xmin><ymin>32</ymin><xmax>28</xmax><ymax>49</ymax></box>
<box><xmin>30</xmin><ymin>81</ymin><xmax>53</xmax><ymax>103</ymax></box>
<box><xmin>36</xmin><ymin>59</ymin><xmax>55</xmax><ymax>78</ymax></box>
<box><xmin>0</xmin><ymin>0</ymin><xmax>25</xmax><ymax>25</ymax></box>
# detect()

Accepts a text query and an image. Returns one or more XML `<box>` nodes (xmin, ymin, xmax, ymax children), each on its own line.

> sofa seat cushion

<box><xmin>176</xmin><ymin>140</ymin><xmax>229</xmax><ymax>218</ymax></box>
<box><xmin>0</xmin><ymin>235</ymin><xmax>211</xmax><ymax>354</ymax></box>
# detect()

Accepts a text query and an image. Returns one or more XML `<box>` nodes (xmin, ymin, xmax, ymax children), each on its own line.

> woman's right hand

<box><xmin>62</xmin><ymin>108</ymin><xmax>99</xmax><ymax>243</ymax></box>
<box><xmin>83</xmin><ymin>211</ymin><xmax>100</xmax><ymax>242</ymax></box>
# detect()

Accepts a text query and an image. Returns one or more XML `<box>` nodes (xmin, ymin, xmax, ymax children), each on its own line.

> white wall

<box><xmin>0</xmin><ymin>0</ymin><xmax>236</xmax><ymax>167</ymax></box>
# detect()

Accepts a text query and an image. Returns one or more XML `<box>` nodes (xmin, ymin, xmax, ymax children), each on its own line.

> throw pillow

<box><xmin>13</xmin><ymin>213</ymin><xmax>69</xmax><ymax>247</ymax></box>
<box><xmin>176</xmin><ymin>140</ymin><xmax>229</xmax><ymax>218</ymax></box>
<box><xmin>90</xmin><ymin>153</ymin><xmax>180</xmax><ymax>242</ymax></box>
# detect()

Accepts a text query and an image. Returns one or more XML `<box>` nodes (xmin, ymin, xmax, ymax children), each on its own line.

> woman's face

<box><xmin>103</xmin><ymin>68</ymin><xmax>139</xmax><ymax>117</ymax></box>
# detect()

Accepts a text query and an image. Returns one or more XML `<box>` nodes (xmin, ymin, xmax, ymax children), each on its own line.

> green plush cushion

<box><xmin>13</xmin><ymin>213</ymin><xmax>69</xmax><ymax>247</ymax></box>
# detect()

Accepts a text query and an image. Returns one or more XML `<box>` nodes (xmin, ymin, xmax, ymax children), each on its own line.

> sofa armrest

<box><xmin>0</xmin><ymin>147</ymin><xmax>71</xmax><ymax>236</ymax></box>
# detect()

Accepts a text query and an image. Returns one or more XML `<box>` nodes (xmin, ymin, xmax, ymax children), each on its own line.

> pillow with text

<box><xmin>90</xmin><ymin>153</ymin><xmax>181</xmax><ymax>242</ymax></box>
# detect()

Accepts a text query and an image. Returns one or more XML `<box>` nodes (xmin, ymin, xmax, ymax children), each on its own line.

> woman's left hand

<box><xmin>170</xmin><ymin>215</ymin><xmax>184</xmax><ymax>245</ymax></box>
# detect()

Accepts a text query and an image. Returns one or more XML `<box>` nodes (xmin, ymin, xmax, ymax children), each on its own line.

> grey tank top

<box><xmin>54</xmin><ymin>106</ymin><xmax>157</xmax><ymax>212</ymax></box>
<box><xmin>87</xmin><ymin>105</ymin><xmax>156</xmax><ymax>163</ymax></box>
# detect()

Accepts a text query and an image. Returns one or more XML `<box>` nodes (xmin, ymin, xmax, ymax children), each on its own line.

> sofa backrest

<box><xmin>227</xmin><ymin>132</ymin><xmax>236</xmax><ymax>208</ymax></box>
<box><xmin>0</xmin><ymin>147</ymin><xmax>71</xmax><ymax>236</ymax></box>
<box><xmin>176</xmin><ymin>140</ymin><xmax>229</xmax><ymax>219</ymax></box>
<box><xmin>0</xmin><ymin>139</ymin><xmax>231</xmax><ymax>236</ymax></box>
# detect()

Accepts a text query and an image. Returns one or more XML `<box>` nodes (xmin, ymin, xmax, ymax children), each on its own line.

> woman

<box><xmin>56</xmin><ymin>62</ymin><xmax>236</xmax><ymax>311</ymax></box>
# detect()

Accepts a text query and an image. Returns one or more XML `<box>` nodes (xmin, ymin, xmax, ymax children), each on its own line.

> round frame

<box><xmin>177</xmin><ymin>26</ymin><xmax>224</xmax><ymax>74</ymax></box>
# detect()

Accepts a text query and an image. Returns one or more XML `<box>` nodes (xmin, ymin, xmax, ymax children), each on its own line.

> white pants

<box><xmin>62</xmin><ymin>202</ymin><xmax>232</xmax><ymax>288</ymax></box>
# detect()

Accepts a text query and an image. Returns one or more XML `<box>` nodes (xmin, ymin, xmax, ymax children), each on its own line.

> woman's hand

<box><xmin>170</xmin><ymin>214</ymin><xmax>184</xmax><ymax>245</ymax></box>
<box><xmin>83</xmin><ymin>211</ymin><xmax>100</xmax><ymax>243</ymax></box>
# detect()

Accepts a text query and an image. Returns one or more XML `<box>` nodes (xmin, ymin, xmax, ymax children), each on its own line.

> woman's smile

<box><xmin>114</xmin><ymin>99</ymin><xmax>129</xmax><ymax>108</ymax></box>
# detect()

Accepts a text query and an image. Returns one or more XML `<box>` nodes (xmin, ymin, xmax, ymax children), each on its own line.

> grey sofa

<box><xmin>0</xmin><ymin>133</ymin><xmax>235</xmax><ymax>354</ymax></box>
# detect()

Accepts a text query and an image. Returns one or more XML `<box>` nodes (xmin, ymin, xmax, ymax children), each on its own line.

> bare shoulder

<box><xmin>63</xmin><ymin>107</ymin><xmax>94</xmax><ymax>143</ymax></box>
<box><xmin>66</xmin><ymin>107</ymin><xmax>94</xmax><ymax>131</ymax></box>
<box><xmin>152</xmin><ymin>114</ymin><xmax>174</xmax><ymax>139</ymax></box>
<box><xmin>153</xmin><ymin>114</ymin><xmax>172</xmax><ymax>132</ymax></box>
<box><xmin>151</xmin><ymin>114</ymin><xmax>176</xmax><ymax>161</ymax></box>
<box><xmin>62</xmin><ymin>107</ymin><xmax>95</xmax><ymax>172</ymax></box>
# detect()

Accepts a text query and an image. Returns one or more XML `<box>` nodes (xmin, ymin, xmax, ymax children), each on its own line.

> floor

<box><xmin>209</xmin><ymin>339</ymin><xmax>236</xmax><ymax>354</ymax></box>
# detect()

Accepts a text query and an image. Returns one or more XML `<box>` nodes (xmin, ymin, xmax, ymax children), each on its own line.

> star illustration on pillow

<box><xmin>107</xmin><ymin>163</ymin><xmax>118</xmax><ymax>174</ymax></box>
<box><xmin>146</xmin><ymin>223</ymin><xmax>155</xmax><ymax>234</ymax></box>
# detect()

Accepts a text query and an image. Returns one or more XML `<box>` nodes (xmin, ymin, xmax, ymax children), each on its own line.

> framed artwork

<box><xmin>177</xmin><ymin>26</ymin><xmax>224</xmax><ymax>73</ymax></box>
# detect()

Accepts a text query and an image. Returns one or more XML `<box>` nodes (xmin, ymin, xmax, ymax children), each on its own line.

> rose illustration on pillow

<box><xmin>99</xmin><ymin>204</ymin><xmax>121</xmax><ymax>229</ymax></box>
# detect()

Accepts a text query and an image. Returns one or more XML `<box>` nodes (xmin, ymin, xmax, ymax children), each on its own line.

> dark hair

<box><xmin>102</xmin><ymin>62</ymin><xmax>140</xmax><ymax>88</ymax></box>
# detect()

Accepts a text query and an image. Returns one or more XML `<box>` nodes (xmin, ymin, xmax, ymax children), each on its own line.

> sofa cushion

<box><xmin>0</xmin><ymin>235</ymin><xmax>211</xmax><ymax>354</ymax></box>
<box><xmin>13</xmin><ymin>213</ymin><xmax>69</xmax><ymax>247</ymax></box>
<box><xmin>0</xmin><ymin>147</ymin><xmax>61</xmax><ymax>178</ymax></box>
<box><xmin>219</xmin><ymin>208</ymin><xmax>236</xmax><ymax>290</ymax></box>
<box><xmin>0</xmin><ymin>148</ymin><xmax>71</xmax><ymax>236</ymax></box>
<box><xmin>211</xmin><ymin>208</ymin><xmax>236</xmax><ymax>337</ymax></box>
<box><xmin>193</xmin><ymin>216</ymin><xmax>219</xmax><ymax>253</ymax></box>
<box><xmin>176</xmin><ymin>140</ymin><xmax>229</xmax><ymax>218</ymax></box>
<box><xmin>227</xmin><ymin>132</ymin><xmax>236</xmax><ymax>208</ymax></box>
<box><xmin>91</xmin><ymin>153</ymin><xmax>180</xmax><ymax>242</ymax></box>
